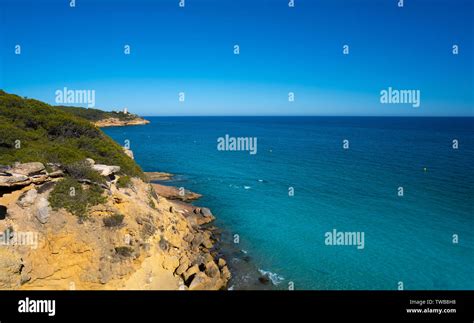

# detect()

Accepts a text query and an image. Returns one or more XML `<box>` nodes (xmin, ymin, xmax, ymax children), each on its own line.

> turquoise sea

<box><xmin>103</xmin><ymin>117</ymin><xmax>474</xmax><ymax>290</ymax></box>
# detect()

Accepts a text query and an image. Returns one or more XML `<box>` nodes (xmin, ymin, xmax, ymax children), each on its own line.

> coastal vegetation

<box><xmin>0</xmin><ymin>90</ymin><xmax>144</xmax><ymax>179</ymax></box>
<box><xmin>48</xmin><ymin>177</ymin><xmax>106</xmax><ymax>219</ymax></box>
<box><xmin>116</xmin><ymin>175</ymin><xmax>132</xmax><ymax>188</ymax></box>
<box><xmin>64</xmin><ymin>160</ymin><xmax>106</xmax><ymax>184</ymax></box>
<box><xmin>103</xmin><ymin>213</ymin><xmax>125</xmax><ymax>228</ymax></box>
<box><xmin>114</xmin><ymin>246</ymin><xmax>135</xmax><ymax>258</ymax></box>
<box><xmin>57</xmin><ymin>106</ymin><xmax>140</xmax><ymax>122</ymax></box>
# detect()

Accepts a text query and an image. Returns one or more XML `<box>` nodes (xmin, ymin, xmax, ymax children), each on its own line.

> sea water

<box><xmin>104</xmin><ymin>117</ymin><xmax>474</xmax><ymax>290</ymax></box>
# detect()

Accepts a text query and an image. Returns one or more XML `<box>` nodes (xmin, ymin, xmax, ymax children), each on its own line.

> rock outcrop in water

<box><xmin>151</xmin><ymin>183</ymin><xmax>202</xmax><ymax>202</ymax></box>
<box><xmin>94</xmin><ymin>117</ymin><xmax>150</xmax><ymax>127</ymax></box>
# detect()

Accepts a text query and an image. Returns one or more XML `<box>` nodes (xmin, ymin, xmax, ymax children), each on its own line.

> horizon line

<box><xmin>138</xmin><ymin>115</ymin><xmax>474</xmax><ymax>118</ymax></box>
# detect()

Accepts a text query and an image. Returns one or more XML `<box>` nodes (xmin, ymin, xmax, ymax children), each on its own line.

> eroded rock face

<box><xmin>200</xmin><ymin>207</ymin><xmax>213</xmax><ymax>218</ymax></box>
<box><xmin>92</xmin><ymin>164</ymin><xmax>121</xmax><ymax>176</ymax></box>
<box><xmin>0</xmin><ymin>174</ymin><xmax>30</xmax><ymax>187</ymax></box>
<box><xmin>0</xmin><ymin>248</ymin><xmax>23</xmax><ymax>289</ymax></box>
<box><xmin>150</xmin><ymin>183</ymin><xmax>202</xmax><ymax>202</ymax></box>
<box><xmin>17</xmin><ymin>189</ymin><xmax>38</xmax><ymax>208</ymax></box>
<box><xmin>162</xmin><ymin>255</ymin><xmax>180</xmax><ymax>271</ymax></box>
<box><xmin>0</xmin><ymin>162</ymin><xmax>57</xmax><ymax>187</ymax></box>
<box><xmin>35</xmin><ymin>197</ymin><xmax>50</xmax><ymax>224</ymax></box>
<box><xmin>221</xmin><ymin>265</ymin><xmax>231</xmax><ymax>281</ymax></box>
<box><xmin>10</xmin><ymin>162</ymin><xmax>45</xmax><ymax>176</ymax></box>
<box><xmin>0</xmin><ymin>173</ymin><xmax>230</xmax><ymax>291</ymax></box>
<box><xmin>205</xmin><ymin>261</ymin><xmax>220</xmax><ymax>278</ymax></box>
<box><xmin>188</xmin><ymin>271</ymin><xmax>226</xmax><ymax>291</ymax></box>
<box><xmin>0</xmin><ymin>165</ymin><xmax>10</xmax><ymax>175</ymax></box>
<box><xmin>0</xmin><ymin>161</ymin><xmax>125</xmax><ymax>189</ymax></box>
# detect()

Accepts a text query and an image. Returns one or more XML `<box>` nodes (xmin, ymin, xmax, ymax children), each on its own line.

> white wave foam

<box><xmin>258</xmin><ymin>269</ymin><xmax>285</xmax><ymax>286</ymax></box>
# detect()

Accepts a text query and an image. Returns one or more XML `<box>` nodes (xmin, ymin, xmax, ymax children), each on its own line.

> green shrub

<box><xmin>114</xmin><ymin>246</ymin><xmax>134</xmax><ymax>258</ymax></box>
<box><xmin>48</xmin><ymin>177</ymin><xmax>107</xmax><ymax>219</ymax></box>
<box><xmin>116</xmin><ymin>175</ymin><xmax>132</xmax><ymax>188</ymax></box>
<box><xmin>64</xmin><ymin>160</ymin><xmax>105</xmax><ymax>184</ymax></box>
<box><xmin>103</xmin><ymin>213</ymin><xmax>124</xmax><ymax>228</ymax></box>
<box><xmin>147</xmin><ymin>193</ymin><xmax>157</xmax><ymax>209</ymax></box>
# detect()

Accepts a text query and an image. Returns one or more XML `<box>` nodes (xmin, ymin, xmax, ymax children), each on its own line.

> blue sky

<box><xmin>0</xmin><ymin>0</ymin><xmax>473</xmax><ymax>116</ymax></box>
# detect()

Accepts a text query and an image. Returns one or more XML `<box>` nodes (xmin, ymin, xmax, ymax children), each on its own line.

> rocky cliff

<box><xmin>0</xmin><ymin>161</ymin><xmax>230</xmax><ymax>290</ymax></box>
<box><xmin>0</xmin><ymin>90</ymin><xmax>228</xmax><ymax>290</ymax></box>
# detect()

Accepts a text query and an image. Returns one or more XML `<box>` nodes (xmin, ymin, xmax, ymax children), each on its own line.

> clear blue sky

<box><xmin>0</xmin><ymin>0</ymin><xmax>473</xmax><ymax>116</ymax></box>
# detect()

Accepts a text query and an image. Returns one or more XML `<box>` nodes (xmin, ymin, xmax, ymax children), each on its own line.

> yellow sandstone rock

<box><xmin>0</xmin><ymin>176</ymin><xmax>230</xmax><ymax>290</ymax></box>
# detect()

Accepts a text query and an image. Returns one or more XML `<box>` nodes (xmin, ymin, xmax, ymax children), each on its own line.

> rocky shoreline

<box><xmin>0</xmin><ymin>163</ymin><xmax>231</xmax><ymax>290</ymax></box>
<box><xmin>94</xmin><ymin>117</ymin><xmax>150</xmax><ymax>127</ymax></box>
<box><xmin>147</xmin><ymin>172</ymin><xmax>278</xmax><ymax>290</ymax></box>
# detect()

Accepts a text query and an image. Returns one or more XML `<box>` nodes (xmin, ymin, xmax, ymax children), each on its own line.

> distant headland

<box><xmin>57</xmin><ymin>106</ymin><xmax>150</xmax><ymax>127</ymax></box>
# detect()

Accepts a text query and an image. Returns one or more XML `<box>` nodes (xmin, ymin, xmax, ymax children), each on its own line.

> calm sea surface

<box><xmin>104</xmin><ymin>117</ymin><xmax>474</xmax><ymax>290</ymax></box>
